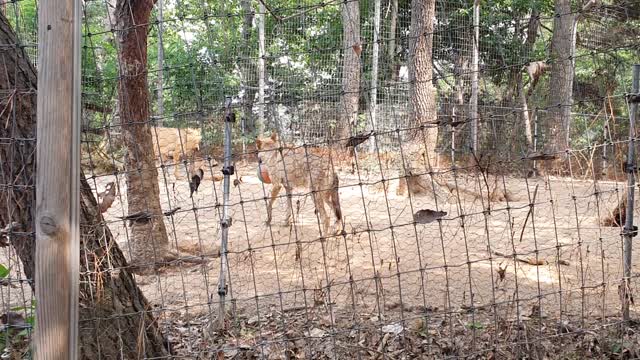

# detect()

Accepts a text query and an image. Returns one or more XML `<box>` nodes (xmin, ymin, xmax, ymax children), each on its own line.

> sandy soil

<box><xmin>90</xmin><ymin>161</ymin><xmax>638</xmax><ymax>325</ymax></box>
<box><xmin>1</xmin><ymin>159</ymin><xmax>638</xmax><ymax>358</ymax></box>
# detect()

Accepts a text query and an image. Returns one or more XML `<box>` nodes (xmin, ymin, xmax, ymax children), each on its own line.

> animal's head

<box><xmin>255</xmin><ymin>131</ymin><xmax>279</xmax><ymax>151</ymax></box>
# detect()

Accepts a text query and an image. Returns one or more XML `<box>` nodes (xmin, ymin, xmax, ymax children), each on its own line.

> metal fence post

<box><xmin>623</xmin><ymin>64</ymin><xmax>639</xmax><ymax>321</ymax></box>
<box><xmin>217</xmin><ymin>96</ymin><xmax>235</xmax><ymax>330</ymax></box>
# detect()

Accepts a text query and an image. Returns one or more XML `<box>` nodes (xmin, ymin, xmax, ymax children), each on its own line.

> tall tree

<box><xmin>338</xmin><ymin>0</ymin><xmax>361</xmax><ymax>140</ymax></box>
<box><xmin>115</xmin><ymin>0</ymin><xmax>171</xmax><ymax>269</ymax></box>
<box><xmin>408</xmin><ymin>0</ymin><xmax>437</xmax><ymax>157</ymax></box>
<box><xmin>239</xmin><ymin>0</ymin><xmax>258</xmax><ymax>134</ymax></box>
<box><xmin>386</xmin><ymin>0</ymin><xmax>398</xmax><ymax>80</ymax></box>
<box><xmin>396</xmin><ymin>0</ymin><xmax>439</xmax><ymax>197</ymax></box>
<box><xmin>546</xmin><ymin>0</ymin><xmax>575</xmax><ymax>153</ymax></box>
<box><xmin>0</xmin><ymin>12</ymin><xmax>168</xmax><ymax>358</ymax></box>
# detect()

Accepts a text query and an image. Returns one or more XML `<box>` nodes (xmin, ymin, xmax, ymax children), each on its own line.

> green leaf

<box><xmin>0</xmin><ymin>264</ymin><xmax>9</xmax><ymax>279</ymax></box>
<box><xmin>466</xmin><ymin>322</ymin><xmax>484</xmax><ymax>330</ymax></box>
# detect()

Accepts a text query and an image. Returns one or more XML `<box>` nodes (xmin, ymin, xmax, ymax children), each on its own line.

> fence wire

<box><xmin>0</xmin><ymin>0</ymin><xmax>639</xmax><ymax>358</ymax></box>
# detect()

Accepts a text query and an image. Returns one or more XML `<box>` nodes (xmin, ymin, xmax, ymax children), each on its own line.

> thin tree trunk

<box><xmin>338</xmin><ymin>0</ymin><xmax>361</xmax><ymax>140</ymax></box>
<box><xmin>387</xmin><ymin>0</ymin><xmax>398</xmax><ymax>79</ymax></box>
<box><xmin>547</xmin><ymin>0</ymin><xmax>575</xmax><ymax>153</ymax></box>
<box><xmin>156</xmin><ymin>0</ymin><xmax>164</xmax><ymax>126</ymax></box>
<box><xmin>239</xmin><ymin>0</ymin><xmax>257</xmax><ymax>135</ymax></box>
<box><xmin>408</xmin><ymin>0</ymin><xmax>437</xmax><ymax>159</ymax></box>
<box><xmin>521</xmin><ymin>7</ymin><xmax>539</xmax><ymax>150</ymax></box>
<box><xmin>370</xmin><ymin>0</ymin><xmax>381</xmax><ymax>151</ymax></box>
<box><xmin>257</xmin><ymin>0</ymin><xmax>266</xmax><ymax>135</ymax></box>
<box><xmin>397</xmin><ymin>0</ymin><xmax>439</xmax><ymax>197</ymax></box>
<box><xmin>469</xmin><ymin>0</ymin><xmax>479</xmax><ymax>154</ymax></box>
<box><xmin>451</xmin><ymin>53</ymin><xmax>467</xmax><ymax>163</ymax></box>
<box><xmin>518</xmin><ymin>75</ymin><xmax>533</xmax><ymax>148</ymax></box>
<box><xmin>115</xmin><ymin>0</ymin><xmax>170</xmax><ymax>268</ymax></box>
<box><xmin>0</xmin><ymin>13</ymin><xmax>168</xmax><ymax>358</ymax></box>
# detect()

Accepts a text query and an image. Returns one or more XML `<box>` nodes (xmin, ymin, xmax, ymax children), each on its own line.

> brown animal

<box><xmin>151</xmin><ymin>127</ymin><xmax>202</xmax><ymax>179</ymax></box>
<box><xmin>152</xmin><ymin>127</ymin><xmax>201</xmax><ymax>160</ymax></box>
<box><xmin>98</xmin><ymin>182</ymin><xmax>117</xmax><ymax>213</ymax></box>
<box><xmin>525</xmin><ymin>61</ymin><xmax>550</xmax><ymax>95</ymax></box>
<box><xmin>256</xmin><ymin>132</ymin><xmax>343</xmax><ymax>236</ymax></box>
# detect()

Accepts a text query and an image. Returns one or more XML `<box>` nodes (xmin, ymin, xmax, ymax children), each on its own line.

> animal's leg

<box><xmin>329</xmin><ymin>174</ymin><xmax>343</xmax><ymax>233</ymax></box>
<box><xmin>174</xmin><ymin>161</ymin><xmax>181</xmax><ymax>180</ymax></box>
<box><xmin>313</xmin><ymin>191</ymin><xmax>330</xmax><ymax>236</ymax></box>
<box><xmin>284</xmin><ymin>185</ymin><xmax>295</xmax><ymax>226</ymax></box>
<box><xmin>266</xmin><ymin>183</ymin><xmax>282</xmax><ymax>225</ymax></box>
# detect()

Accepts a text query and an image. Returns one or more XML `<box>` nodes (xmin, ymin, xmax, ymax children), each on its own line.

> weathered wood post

<box><xmin>35</xmin><ymin>0</ymin><xmax>81</xmax><ymax>356</ymax></box>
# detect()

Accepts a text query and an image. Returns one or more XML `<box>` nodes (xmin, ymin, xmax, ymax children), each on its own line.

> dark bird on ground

<box><xmin>0</xmin><ymin>312</ymin><xmax>27</xmax><ymax>328</ymax></box>
<box><xmin>522</xmin><ymin>152</ymin><xmax>557</xmax><ymax>161</ymax></box>
<box><xmin>0</xmin><ymin>222</ymin><xmax>19</xmax><ymax>247</ymax></box>
<box><xmin>345</xmin><ymin>131</ymin><xmax>373</xmax><ymax>148</ymax></box>
<box><xmin>118</xmin><ymin>211</ymin><xmax>152</xmax><ymax>226</ymax></box>
<box><xmin>189</xmin><ymin>168</ymin><xmax>204</xmax><ymax>198</ymax></box>
<box><xmin>413</xmin><ymin>209</ymin><xmax>447</xmax><ymax>224</ymax></box>
<box><xmin>163</xmin><ymin>207</ymin><xmax>181</xmax><ymax>217</ymax></box>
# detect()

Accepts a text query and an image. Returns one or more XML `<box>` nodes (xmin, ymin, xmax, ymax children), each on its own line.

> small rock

<box><xmin>224</xmin><ymin>349</ymin><xmax>238</xmax><ymax>358</ymax></box>
<box><xmin>307</xmin><ymin>327</ymin><xmax>327</xmax><ymax>338</ymax></box>
<box><xmin>382</xmin><ymin>323</ymin><xmax>403</xmax><ymax>335</ymax></box>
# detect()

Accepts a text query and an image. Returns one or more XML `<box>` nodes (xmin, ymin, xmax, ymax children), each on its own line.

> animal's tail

<box><xmin>331</xmin><ymin>173</ymin><xmax>342</xmax><ymax>221</ymax></box>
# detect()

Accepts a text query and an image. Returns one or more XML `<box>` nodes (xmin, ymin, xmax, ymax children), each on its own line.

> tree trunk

<box><xmin>0</xmin><ymin>12</ymin><xmax>168</xmax><ymax>358</ymax></box>
<box><xmin>386</xmin><ymin>0</ymin><xmax>398</xmax><ymax>80</ymax></box>
<box><xmin>397</xmin><ymin>0</ymin><xmax>440</xmax><ymax>198</ymax></box>
<box><xmin>408</xmin><ymin>0</ymin><xmax>437</xmax><ymax>160</ymax></box>
<box><xmin>239</xmin><ymin>0</ymin><xmax>257</xmax><ymax>134</ymax></box>
<box><xmin>156</xmin><ymin>0</ymin><xmax>164</xmax><ymax>126</ymax></box>
<box><xmin>338</xmin><ymin>0</ymin><xmax>360</xmax><ymax>140</ymax></box>
<box><xmin>115</xmin><ymin>0</ymin><xmax>171</xmax><ymax>268</ymax></box>
<box><xmin>520</xmin><ymin>7</ymin><xmax>539</xmax><ymax>151</ymax></box>
<box><xmin>546</xmin><ymin>0</ymin><xmax>575</xmax><ymax>153</ymax></box>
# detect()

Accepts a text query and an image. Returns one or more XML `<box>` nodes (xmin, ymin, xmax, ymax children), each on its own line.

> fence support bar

<box><xmin>35</xmin><ymin>0</ymin><xmax>81</xmax><ymax>357</ymax></box>
<box><xmin>216</xmin><ymin>97</ymin><xmax>234</xmax><ymax>330</ymax></box>
<box><xmin>622</xmin><ymin>64</ymin><xmax>639</xmax><ymax>322</ymax></box>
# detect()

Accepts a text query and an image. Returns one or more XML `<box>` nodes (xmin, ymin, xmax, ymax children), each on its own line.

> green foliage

<box><xmin>0</xmin><ymin>264</ymin><xmax>9</xmax><ymax>279</ymax></box>
<box><xmin>0</xmin><ymin>266</ymin><xmax>34</xmax><ymax>358</ymax></box>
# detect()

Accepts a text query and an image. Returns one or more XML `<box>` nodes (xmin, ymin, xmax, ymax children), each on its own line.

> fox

<box><xmin>256</xmin><ymin>132</ymin><xmax>343</xmax><ymax>236</ymax></box>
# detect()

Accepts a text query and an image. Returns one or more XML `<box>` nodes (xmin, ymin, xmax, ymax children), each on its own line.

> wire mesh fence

<box><xmin>0</xmin><ymin>0</ymin><xmax>639</xmax><ymax>358</ymax></box>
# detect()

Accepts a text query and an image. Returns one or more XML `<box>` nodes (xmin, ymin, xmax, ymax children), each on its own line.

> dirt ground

<box><xmin>94</xmin><ymin>157</ymin><xmax>638</xmax><ymax>357</ymax></box>
<box><xmin>2</xmin><ymin>157</ymin><xmax>639</xmax><ymax>358</ymax></box>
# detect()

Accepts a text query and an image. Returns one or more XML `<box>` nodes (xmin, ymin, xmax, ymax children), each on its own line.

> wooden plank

<box><xmin>34</xmin><ymin>0</ymin><xmax>81</xmax><ymax>356</ymax></box>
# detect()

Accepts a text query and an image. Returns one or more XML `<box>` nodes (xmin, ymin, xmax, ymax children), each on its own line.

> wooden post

<box><xmin>35</xmin><ymin>0</ymin><xmax>81</xmax><ymax>356</ymax></box>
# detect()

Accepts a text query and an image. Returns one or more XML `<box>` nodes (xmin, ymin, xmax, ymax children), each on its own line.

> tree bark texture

<box><xmin>408</xmin><ymin>0</ymin><xmax>437</xmax><ymax>160</ymax></box>
<box><xmin>115</xmin><ymin>0</ymin><xmax>170</xmax><ymax>266</ymax></box>
<box><xmin>0</xmin><ymin>12</ymin><xmax>168</xmax><ymax>358</ymax></box>
<box><xmin>338</xmin><ymin>0</ymin><xmax>361</xmax><ymax>140</ymax></box>
<box><xmin>547</xmin><ymin>0</ymin><xmax>575</xmax><ymax>153</ymax></box>
<box><xmin>520</xmin><ymin>8</ymin><xmax>540</xmax><ymax>150</ymax></box>
<box><xmin>386</xmin><ymin>0</ymin><xmax>398</xmax><ymax>79</ymax></box>
<box><xmin>240</xmin><ymin>0</ymin><xmax>258</xmax><ymax>134</ymax></box>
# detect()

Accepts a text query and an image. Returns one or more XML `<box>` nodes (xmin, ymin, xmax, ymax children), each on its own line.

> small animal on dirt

<box><xmin>98</xmin><ymin>182</ymin><xmax>116</xmax><ymax>213</ymax></box>
<box><xmin>413</xmin><ymin>208</ymin><xmax>447</xmax><ymax>224</ymax></box>
<box><xmin>189</xmin><ymin>167</ymin><xmax>204</xmax><ymax>198</ymax></box>
<box><xmin>255</xmin><ymin>132</ymin><xmax>343</xmax><ymax>236</ymax></box>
